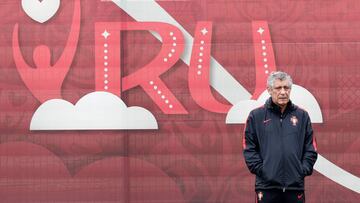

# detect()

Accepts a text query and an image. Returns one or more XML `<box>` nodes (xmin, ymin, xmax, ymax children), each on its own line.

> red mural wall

<box><xmin>0</xmin><ymin>0</ymin><xmax>359</xmax><ymax>202</ymax></box>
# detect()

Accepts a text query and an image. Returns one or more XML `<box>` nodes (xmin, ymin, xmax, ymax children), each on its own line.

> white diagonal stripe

<box><xmin>314</xmin><ymin>154</ymin><xmax>360</xmax><ymax>193</ymax></box>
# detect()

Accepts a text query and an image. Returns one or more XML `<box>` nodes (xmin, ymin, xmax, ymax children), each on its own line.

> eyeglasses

<box><xmin>272</xmin><ymin>86</ymin><xmax>291</xmax><ymax>92</ymax></box>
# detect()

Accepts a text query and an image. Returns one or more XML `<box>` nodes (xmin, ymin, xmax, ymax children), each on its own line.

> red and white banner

<box><xmin>0</xmin><ymin>0</ymin><xmax>359</xmax><ymax>202</ymax></box>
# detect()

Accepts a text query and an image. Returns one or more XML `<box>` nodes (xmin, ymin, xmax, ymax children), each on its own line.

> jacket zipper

<box><xmin>280</xmin><ymin>113</ymin><xmax>286</xmax><ymax>192</ymax></box>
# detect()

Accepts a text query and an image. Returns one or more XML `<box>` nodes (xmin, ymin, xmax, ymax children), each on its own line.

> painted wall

<box><xmin>0</xmin><ymin>0</ymin><xmax>359</xmax><ymax>202</ymax></box>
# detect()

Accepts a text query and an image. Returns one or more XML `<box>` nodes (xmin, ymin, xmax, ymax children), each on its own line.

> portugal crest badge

<box><xmin>258</xmin><ymin>191</ymin><xmax>263</xmax><ymax>201</ymax></box>
<box><xmin>290</xmin><ymin>115</ymin><xmax>298</xmax><ymax>126</ymax></box>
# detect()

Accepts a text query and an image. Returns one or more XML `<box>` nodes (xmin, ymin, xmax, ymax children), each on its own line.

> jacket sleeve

<box><xmin>302</xmin><ymin>113</ymin><xmax>318</xmax><ymax>176</ymax></box>
<box><xmin>243</xmin><ymin>112</ymin><xmax>263</xmax><ymax>176</ymax></box>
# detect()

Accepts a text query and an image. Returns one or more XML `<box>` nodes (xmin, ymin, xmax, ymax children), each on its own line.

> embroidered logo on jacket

<box><xmin>258</xmin><ymin>191</ymin><xmax>263</xmax><ymax>201</ymax></box>
<box><xmin>290</xmin><ymin>115</ymin><xmax>298</xmax><ymax>126</ymax></box>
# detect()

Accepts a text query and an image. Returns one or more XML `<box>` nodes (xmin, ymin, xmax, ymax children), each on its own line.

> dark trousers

<box><xmin>255</xmin><ymin>189</ymin><xmax>305</xmax><ymax>203</ymax></box>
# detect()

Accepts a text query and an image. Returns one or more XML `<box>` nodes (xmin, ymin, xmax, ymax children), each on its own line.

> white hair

<box><xmin>267</xmin><ymin>71</ymin><xmax>293</xmax><ymax>88</ymax></box>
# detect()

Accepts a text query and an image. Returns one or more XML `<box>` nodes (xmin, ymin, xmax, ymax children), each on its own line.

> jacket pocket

<box><xmin>261</xmin><ymin>161</ymin><xmax>282</xmax><ymax>185</ymax></box>
<box><xmin>297</xmin><ymin>159</ymin><xmax>306</xmax><ymax>179</ymax></box>
<box><xmin>286</xmin><ymin>157</ymin><xmax>306</xmax><ymax>188</ymax></box>
<box><xmin>260</xmin><ymin>166</ymin><xmax>268</xmax><ymax>180</ymax></box>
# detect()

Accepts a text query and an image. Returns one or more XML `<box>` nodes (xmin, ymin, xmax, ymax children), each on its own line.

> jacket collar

<box><xmin>265</xmin><ymin>97</ymin><xmax>296</xmax><ymax>114</ymax></box>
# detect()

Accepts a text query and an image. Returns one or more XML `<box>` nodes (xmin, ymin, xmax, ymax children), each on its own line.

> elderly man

<box><xmin>243</xmin><ymin>71</ymin><xmax>318</xmax><ymax>203</ymax></box>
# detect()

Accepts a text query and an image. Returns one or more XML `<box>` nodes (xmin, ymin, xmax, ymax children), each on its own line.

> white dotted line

<box><xmin>260</xmin><ymin>33</ymin><xmax>269</xmax><ymax>74</ymax></box>
<box><xmin>164</xmin><ymin>31</ymin><xmax>178</xmax><ymax>63</ymax></box>
<box><xmin>149</xmin><ymin>80</ymin><xmax>173</xmax><ymax>109</ymax></box>
<box><xmin>103</xmin><ymin>36</ymin><xmax>109</xmax><ymax>90</ymax></box>
<box><xmin>196</xmin><ymin>39</ymin><xmax>206</xmax><ymax>75</ymax></box>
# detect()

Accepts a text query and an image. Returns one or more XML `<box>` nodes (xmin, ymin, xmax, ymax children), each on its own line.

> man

<box><xmin>243</xmin><ymin>71</ymin><xmax>318</xmax><ymax>203</ymax></box>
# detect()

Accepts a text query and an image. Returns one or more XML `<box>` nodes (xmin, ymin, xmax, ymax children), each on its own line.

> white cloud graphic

<box><xmin>226</xmin><ymin>84</ymin><xmax>323</xmax><ymax>124</ymax></box>
<box><xmin>30</xmin><ymin>91</ymin><xmax>158</xmax><ymax>130</ymax></box>
<box><xmin>225</xmin><ymin>99</ymin><xmax>263</xmax><ymax>124</ymax></box>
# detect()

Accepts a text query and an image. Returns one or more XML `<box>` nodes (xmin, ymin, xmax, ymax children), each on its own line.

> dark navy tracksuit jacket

<box><xmin>243</xmin><ymin>98</ymin><xmax>318</xmax><ymax>191</ymax></box>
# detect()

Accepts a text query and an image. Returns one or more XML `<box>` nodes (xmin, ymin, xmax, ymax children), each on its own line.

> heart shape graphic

<box><xmin>21</xmin><ymin>0</ymin><xmax>60</xmax><ymax>23</ymax></box>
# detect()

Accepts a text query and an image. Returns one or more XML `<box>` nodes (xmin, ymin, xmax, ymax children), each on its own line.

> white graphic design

<box><xmin>21</xmin><ymin>0</ymin><xmax>60</xmax><ymax>23</ymax></box>
<box><xmin>257</xmin><ymin>27</ymin><xmax>264</xmax><ymax>35</ymax></box>
<box><xmin>110</xmin><ymin>0</ymin><xmax>323</xmax><ymax>123</ymax></box>
<box><xmin>225</xmin><ymin>99</ymin><xmax>263</xmax><ymax>124</ymax></box>
<box><xmin>315</xmin><ymin>155</ymin><xmax>360</xmax><ymax>193</ymax></box>
<box><xmin>226</xmin><ymin>84</ymin><xmax>323</xmax><ymax>124</ymax></box>
<box><xmin>111</xmin><ymin>0</ymin><xmax>252</xmax><ymax>104</ymax></box>
<box><xmin>30</xmin><ymin>91</ymin><xmax>158</xmax><ymax>130</ymax></box>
